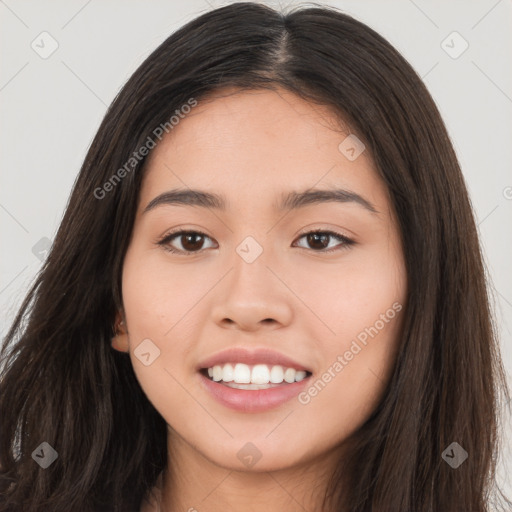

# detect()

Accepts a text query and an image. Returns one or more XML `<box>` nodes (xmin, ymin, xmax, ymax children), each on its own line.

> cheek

<box><xmin>291</xmin><ymin>242</ymin><xmax>405</xmax><ymax>336</ymax></box>
<box><xmin>298</xmin><ymin>304</ymin><xmax>404</xmax><ymax>444</ymax></box>
<box><xmin>295</xmin><ymin>244</ymin><xmax>405</xmax><ymax>423</ymax></box>
<box><xmin>120</xmin><ymin>248</ymin><xmax>198</xmax><ymax>407</ymax></box>
<box><xmin>121</xmin><ymin>246</ymin><xmax>210</xmax><ymax>341</ymax></box>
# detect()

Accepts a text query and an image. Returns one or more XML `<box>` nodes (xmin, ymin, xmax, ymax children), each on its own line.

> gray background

<box><xmin>1</xmin><ymin>0</ymin><xmax>511</xmax><ymax>503</ymax></box>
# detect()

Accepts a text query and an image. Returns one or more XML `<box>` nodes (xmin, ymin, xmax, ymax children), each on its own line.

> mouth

<box><xmin>200</xmin><ymin>363</ymin><xmax>312</xmax><ymax>390</ymax></box>
<box><xmin>198</xmin><ymin>362</ymin><xmax>313</xmax><ymax>413</ymax></box>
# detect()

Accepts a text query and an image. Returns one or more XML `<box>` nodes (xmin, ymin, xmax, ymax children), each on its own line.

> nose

<box><xmin>211</xmin><ymin>245</ymin><xmax>294</xmax><ymax>332</ymax></box>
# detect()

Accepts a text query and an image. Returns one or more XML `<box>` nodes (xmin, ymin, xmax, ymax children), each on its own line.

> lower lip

<box><xmin>199</xmin><ymin>372</ymin><xmax>311</xmax><ymax>413</ymax></box>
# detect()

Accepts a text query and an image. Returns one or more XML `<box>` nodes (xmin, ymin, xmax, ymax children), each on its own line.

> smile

<box><xmin>204</xmin><ymin>363</ymin><xmax>310</xmax><ymax>388</ymax></box>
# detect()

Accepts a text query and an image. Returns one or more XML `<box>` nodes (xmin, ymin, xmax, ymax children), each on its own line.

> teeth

<box><xmin>212</xmin><ymin>365</ymin><xmax>223</xmax><ymax>382</ymax></box>
<box><xmin>251</xmin><ymin>364</ymin><xmax>270</xmax><ymax>384</ymax></box>
<box><xmin>269</xmin><ymin>365</ymin><xmax>284</xmax><ymax>383</ymax></box>
<box><xmin>284</xmin><ymin>367</ymin><xmax>296</xmax><ymax>383</ymax></box>
<box><xmin>295</xmin><ymin>370</ymin><xmax>307</xmax><ymax>382</ymax></box>
<box><xmin>222</xmin><ymin>363</ymin><xmax>234</xmax><ymax>382</ymax></box>
<box><xmin>233</xmin><ymin>363</ymin><xmax>251</xmax><ymax>383</ymax></box>
<box><xmin>205</xmin><ymin>363</ymin><xmax>309</xmax><ymax>385</ymax></box>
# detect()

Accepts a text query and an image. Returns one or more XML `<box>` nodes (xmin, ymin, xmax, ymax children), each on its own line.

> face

<box><xmin>116</xmin><ymin>87</ymin><xmax>407</xmax><ymax>473</ymax></box>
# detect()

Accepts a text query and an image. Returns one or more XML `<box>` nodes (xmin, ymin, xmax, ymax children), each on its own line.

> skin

<box><xmin>112</xmin><ymin>87</ymin><xmax>407</xmax><ymax>512</ymax></box>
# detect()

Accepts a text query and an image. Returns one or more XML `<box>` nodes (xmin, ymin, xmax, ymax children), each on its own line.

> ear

<box><xmin>111</xmin><ymin>311</ymin><xmax>129</xmax><ymax>353</ymax></box>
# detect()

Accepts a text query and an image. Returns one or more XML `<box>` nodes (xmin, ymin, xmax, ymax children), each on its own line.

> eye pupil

<box><xmin>182</xmin><ymin>233</ymin><xmax>204</xmax><ymax>251</ymax></box>
<box><xmin>307</xmin><ymin>233</ymin><xmax>329</xmax><ymax>250</ymax></box>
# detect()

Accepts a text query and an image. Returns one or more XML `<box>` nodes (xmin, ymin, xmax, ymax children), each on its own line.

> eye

<box><xmin>157</xmin><ymin>229</ymin><xmax>355</xmax><ymax>256</ymax></box>
<box><xmin>157</xmin><ymin>230</ymin><xmax>216</xmax><ymax>255</ymax></box>
<box><xmin>293</xmin><ymin>230</ymin><xmax>355</xmax><ymax>253</ymax></box>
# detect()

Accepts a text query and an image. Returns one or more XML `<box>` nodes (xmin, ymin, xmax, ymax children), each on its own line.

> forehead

<box><xmin>139</xmin><ymin>87</ymin><xmax>387</xmax><ymax>213</ymax></box>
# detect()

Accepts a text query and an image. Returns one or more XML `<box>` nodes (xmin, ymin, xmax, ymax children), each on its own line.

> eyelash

<box><xmin>156</xmin><ymin>229</ymin><xmax>355</xmax><ymax>256</ymax></box>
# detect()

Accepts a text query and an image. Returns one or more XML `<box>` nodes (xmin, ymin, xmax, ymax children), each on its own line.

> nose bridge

<box><xmin>229</xmin><ymin>233</ymin><xmax>276</xmax><ymax>300</ymax></box>
<box><xmin>231</xmin><ymin>235</ymin><xmax>271</xmax><ymax>286</ymax></box>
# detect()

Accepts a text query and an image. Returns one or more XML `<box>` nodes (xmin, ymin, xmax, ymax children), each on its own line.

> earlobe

<box><xmin>111</xmin><ymin>312</ymin><xmax>129</xmax><ymax>352</ymax></box>
<box><xmin>111</xmin><ymin>332</ymin><xmax>129</xmax><ymax>352</ymax></box>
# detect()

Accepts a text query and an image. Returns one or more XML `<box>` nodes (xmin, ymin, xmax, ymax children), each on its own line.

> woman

<box><xmin>1</xmin><ymin>2</ymin><xmax>510</xmax><ymax>511</ymax></box>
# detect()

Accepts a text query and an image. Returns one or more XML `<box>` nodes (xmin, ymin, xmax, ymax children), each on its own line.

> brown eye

<box><xmin>179</xmin><ymin>233</ymin><xmax>206</xmax><ymax>251</ymax></box>
<box><xmin>158</xmin><ymin>230</ymin><xmax>216</xmax><ymax>255</ymax></box>
<box><xmin>158</xmin><ymin>229</ymin><xmax>354</xmax><ymax>256</ymax></box>
<box><xmin>294</xmin><ymin>230</ymin><xmax>354</xmax><ymax>252</ymax></box>
<box><xmin>305</xmin><ymin>233</ymin><xmax>330</xmax><ymax>250</ymax></box>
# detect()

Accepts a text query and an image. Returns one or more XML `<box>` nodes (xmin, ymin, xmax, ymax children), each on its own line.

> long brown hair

<box><xmin>1</xmin><ymin>2</ymin><xmax>510</xmax><ymax>511</ymax></box>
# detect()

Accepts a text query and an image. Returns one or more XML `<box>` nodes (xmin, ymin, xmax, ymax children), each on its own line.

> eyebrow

<box><xmin>143</xmin><ymin>187</ymin><xmax>378</xmax><ymax>215</ymax></box>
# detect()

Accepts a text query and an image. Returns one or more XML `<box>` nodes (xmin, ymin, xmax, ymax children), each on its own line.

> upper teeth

<box><xmin>207</xmin><ymin>363</ymin><xmax>307</xmax><ymax>384</ymax></box>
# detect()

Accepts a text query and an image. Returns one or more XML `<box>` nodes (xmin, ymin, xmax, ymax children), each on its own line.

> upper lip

<box><xmin>197</xmin><ymin>347</ymin><xmax>312</xmax><ymax>373</ymax></box>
